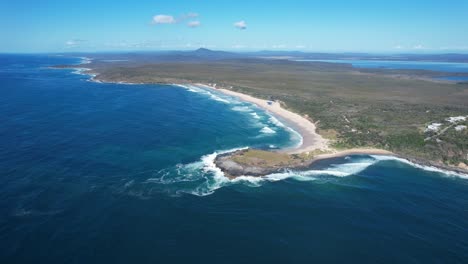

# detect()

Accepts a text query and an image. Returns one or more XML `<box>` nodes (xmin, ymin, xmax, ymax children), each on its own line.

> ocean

<box><xmin>0</xmin><ymin>54</ymin><xmax>467</xmax><ymax>263</ymax></box>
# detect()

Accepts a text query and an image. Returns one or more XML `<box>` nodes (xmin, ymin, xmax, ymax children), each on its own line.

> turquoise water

<box><xmin>1</xmin><ymin>55</ymin><xmax>467</xmax><ymax>263</ymax></box>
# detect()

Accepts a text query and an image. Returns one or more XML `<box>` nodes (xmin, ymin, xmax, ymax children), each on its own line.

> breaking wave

<box><xmin>250</xmin><ymin>112</ymin><xmax>261</xmax><ymax>119</ymax></box>
<box><xmin>174</xmin><ymin>84</ymin><xmax>231</xmax><ymax>104</ymax></box>
<box><xmin>71</xmin><ymin>67</ymin><xmax>92</xmax><ymax>76</ymax></box>
<box><xmin>173</xmin><ymin>84</ymin><xmax>299</xmax><ymax>141</ymax></box>
<box><xmin>260</xmin><ymin>126</ymin><xmax>276</xmax><ymax>134</ymax></box>
<box><xmin>231</xmin><ymin>106</ymin><xmax>252</xmax><ymax>112</ymax></box>
<box><xmin>120</xmin><ymin>152</ymin><xmax>467</xmax><ymax>197</ymax></box>
<box><xmin>268</xmin><ymin>116</ymin><xmax>285</xmax><ymax>127</ymax></box>
<box><xmin>80</xmin><ymin>57</ymin><xmax>92</xmax><ymax>64</ymax></box>
<box><xmin>370</xmin><ymin>155</ymin><xmax>468</xmax><ymax>179</ymax></box>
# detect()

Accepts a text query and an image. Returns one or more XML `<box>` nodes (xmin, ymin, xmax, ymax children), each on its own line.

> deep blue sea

<box><xmin>297</xmin><ymin>59</ymin><xmax>468</xmax><ymax>81</ymax></box>
<box><xmin>1</xmin><ymin>54</ymin><xmax>467</xmax><ymax>263</ymax></box>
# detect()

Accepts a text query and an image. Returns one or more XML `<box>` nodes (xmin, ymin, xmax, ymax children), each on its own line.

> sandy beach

<box><xmin>312</xmin><ymin>148</ymin><xmax>394</xmax><ymax>161</ymax></box>
<box><xmin>195</xmin><ymin>83</ymin><xmax>329</xmax><ymax>154</ymax></box>
<box><xmin>195</xmin><ymin>84</ymin><xmax>398</xmax><ymax>159</ymax></box>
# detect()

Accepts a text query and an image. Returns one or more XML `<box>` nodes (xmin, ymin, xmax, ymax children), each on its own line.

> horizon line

<box><xmin>2</xmin><ymin>48</ymin><xmax>468</xmax><ymax>55</ymax></box>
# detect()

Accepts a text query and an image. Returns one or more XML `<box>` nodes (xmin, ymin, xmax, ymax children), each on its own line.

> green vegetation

<box><xmin>231</xmin><ymin>149</ymin><xmax>313</xmax><ymax>168</ymax></box>
<box><xmin>91</xmin><ymin>59</ymin><xmax>468</xmax><ymax>168</ymax></box>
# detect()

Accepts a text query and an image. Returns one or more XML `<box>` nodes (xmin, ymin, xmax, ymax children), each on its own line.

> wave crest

<box><xmin>118</xmin><ymin>152</ymin><xmax>467</xmax><ymax>198</ymax></box>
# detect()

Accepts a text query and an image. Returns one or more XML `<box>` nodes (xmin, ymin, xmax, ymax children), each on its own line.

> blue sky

<box><xmin>2</xmin><ymin>0</ymin><xmax>468</xmax><ymax>53</ymax></box>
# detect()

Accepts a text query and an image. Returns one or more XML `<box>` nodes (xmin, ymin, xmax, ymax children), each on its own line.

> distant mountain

<box><xmin>150</xmin><ymin>48</ymin><xmax>242</xmax><ymax>61</ymax></box>
<box><xmin>190</xmin><ymin>48</ymin><xmax>239</xmax><ymax>58</ymax></box>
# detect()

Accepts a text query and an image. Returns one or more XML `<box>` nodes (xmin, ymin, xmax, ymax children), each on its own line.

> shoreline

<box><xmin>310</xmin><ymin>148</ymin><xmax>467</xmax><ymax>177</ymax></box>
<box><xmin>57</xmin><ymin>60</ymin><xmax>468</xmax><ymax>175</ymax></box>
<box><xmin>194</xmin><ymin>83</ymin><xmax>329</xmax><ymax>154</ymax></box>
<box><xmin>192</xmin><ymin>83</ymin><xmax>467</xmax><ymax>175</ymax></box>
<box><xmin>311</xmin><ymin>148</ymin><xmax>393</xmax><ymax>161</ymax></box>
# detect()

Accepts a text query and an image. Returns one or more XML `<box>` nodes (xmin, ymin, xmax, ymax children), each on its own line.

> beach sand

<box><xmin>312</xmin><ymin>148</ymin><xmax>394</xmax><ymax>161</ymax></box>
<box><xmin>195</xmin><ymin>83</ymin><xmax>329</xmax><ymax>154</ymax></box>
<box><xmin>195</xmin><ymin>84</ymin><xmax>396</xmax><ymax>159</ymax></box>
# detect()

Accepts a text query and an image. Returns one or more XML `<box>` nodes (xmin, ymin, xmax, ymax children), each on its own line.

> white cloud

<box><xmin>234</xmin><ymin>20</ymin><xmax>247</xmax><ymax>30</ymax></box>
<box><xmin>393</xmin><ymin>45</ymin><xmax>404</xmax><ymax>49</ymax></box>
<box><xmin>152</xmin><ymin>15</ymin><xmax>176</xmax><ymax>24</ymax></box>
<box><xmin>66</xmin><ymin>40</ymin><xmax>77</xmax><ymax>46</ymax></box>
<box><xmin>152</xmin><ymin>12</ymin><xmax>199</xmax><ymax>26</ymax></box>
<box><xmin>65</xmin><ymin>39</ymin><xmax>86</xmax><ymax>48</ymax></box>
<box><xmin>413</xmin><ymin>44</ymin><xmax>424</xmax><ymax>49</ymax></box>
<box><xmin>187</xmin><ymin>20</ymin><xmax>201</xmax><ymax>28</ymax></box>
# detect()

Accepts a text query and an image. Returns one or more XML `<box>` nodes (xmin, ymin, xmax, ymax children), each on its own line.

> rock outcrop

<box><xmin>214</xmin><ymin>149</ymin><xmax>314</xmax><ymax>178</ymax></box>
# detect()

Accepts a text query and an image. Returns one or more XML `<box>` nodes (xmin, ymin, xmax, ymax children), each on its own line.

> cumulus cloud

<box><xmin>152</xmin><ymin>14</ymin><xmax>176</xmax><ymax>24</ymax></box>
<box><xmin>234</xmin><ymin>20</ymin><xmax>247</xmax><ymax>30</ymax></box>
<box><xmin>187</xmin><ymin>20</ymin><xmax>201</xmax><ymax>28</ymax></box>
<box><xmin>413</xmin><ymin>44</ymin><xmax>424</xmax><ymax>49</ymax></box>
<box><xmin>65</xmin><ymin>39</ymin><xmax>87</xmax><ymax>48</ymax></box>
<box><xmin>152</xmin><ymin>12</ymin><xmax>199</xmax><ymax>26</ymax></box>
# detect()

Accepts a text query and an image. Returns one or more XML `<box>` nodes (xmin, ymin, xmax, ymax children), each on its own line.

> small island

<box><xmin>214</xmin><ymin>148</ymin><xmax>395</xmax><ymax>178</ymax></box>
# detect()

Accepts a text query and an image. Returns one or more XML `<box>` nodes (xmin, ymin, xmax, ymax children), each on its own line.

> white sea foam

<box><xmin>187</xmin><ymin>147</ymin><xmax>250</xmax><ymax>195</ymax></box>
<box><xmin>250</xmin><ymin>112</ymin><xmax>261</xmax><ymax>119</ymax></box>
<box><xmin>232</xmin><ymin>106</ymin><xmax>252</xmax><ymax>112</ymax></box>
<box><xmin>210</xmin><ymin>94</ymin><xmax>231</xmax><ymax>104</ymax></box>
<box><xmin>172</xmin><ymin>84</ymin><xmax>189</xmax><ymax>89</ymax></box>
<box><xmin>286</xmin><ymin>126</ymin><xmax>303</xmax><ymax>148</ymax></box>
<box><xmin>174</xmin><ymin>84</ymin><xmax>201</xmax><ymax>93</ymax></box>
<box><xmin>370</xmin><ymin>155</ymin><xmax>468</xmax><ymax>179</ymax></box>
<box><xmin>268</xmin><ymin>116</ymin><xmax>285</xmax><ymax>127</ymax></box>
<box><xmin>128</xmin><ymin>151</ymin><xmax>468</xmax><ymax>198</ymax></box>
<box><xmin>267</xmin><ymin>114</ymin><xmax>303</xmax><ymax>148</ymax></box>
<box><xmin>71</xmin><ymin>67</ymin><xmax>91</xmax><ymax>75</ymax></box>
<box><xmin>174</xmin><ymin>84</ymin><xmax>232</xmax><ymax>103</ymax></box>
<box><xmin>187</xmin><ymin>88</ymin><xmax>199</xmax><ymax>93</ymax></box>
<box><xmin>80</xmin><ymin>57</ymin><xmax>92</xmax><ymax>64</ymax></box>
<box><xmin>144</xmin><ymin>147</ymin><xmax>249</xmax><ymax>196</ymax></box>
<box><xmin>260</xmin><ymin>126</ymin><xmax>276</xmax><ymax>134</ymax></box>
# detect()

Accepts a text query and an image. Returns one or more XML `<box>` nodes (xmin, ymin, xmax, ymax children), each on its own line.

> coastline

<box><xmin>59</xmin><ymin>60</ymin><xmax>467</xmax><ymax>175</ymax></box>
<box><xmin>311</xmin><ymin>148</ymin><xmax>393</xmax><ymax>161</ymax></box>
<box><xmin>193</xmin><ymin>83</ymin><xmax>467</xmax><ymax>176</ymax></box>
<box><xmin>194</xmin><ymin>83</ymin><xmax>329</xmax><ymax>154</ymax></box>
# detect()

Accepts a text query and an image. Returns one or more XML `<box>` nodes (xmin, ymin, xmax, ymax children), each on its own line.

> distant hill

<box><xmin>189</xmin><ymin>48</ymin><xmax>240</xmax><ymax>59</ymax></box>
<box><xmin>67</xmin><ymin>49</ymin><xmax>468</xmax><ymax>64</ymax></box>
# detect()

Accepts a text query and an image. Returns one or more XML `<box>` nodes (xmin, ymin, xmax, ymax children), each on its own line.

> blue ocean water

<box><xmin>0</xmin><ymin>54</ymin><xmax>467</xmax><ymax>263</ymax></box>
<box><xmin>436</xmin><ymin>76</ymin><xmax>468</xmax><ymax>82</ymax></box>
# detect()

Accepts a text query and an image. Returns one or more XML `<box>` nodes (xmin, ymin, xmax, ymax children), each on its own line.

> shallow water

<box><xmin>0</xmin><ymin>54</ymin><xmax>467</xmax><ymax>263</ymax></box>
